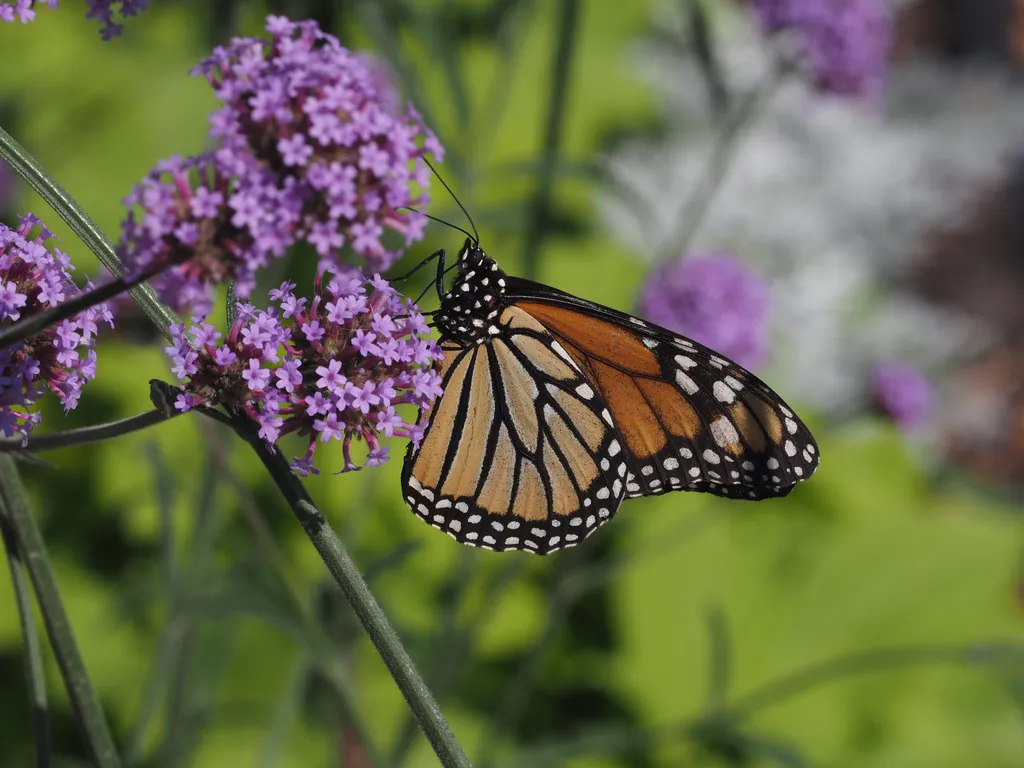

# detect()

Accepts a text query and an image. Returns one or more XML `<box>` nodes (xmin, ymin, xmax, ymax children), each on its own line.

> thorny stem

<box><xmin>0</xmin><ymin>455</ymin><xmax>121</xmax><ymax>768</ymax></box>
<box><xmin>0</xmin><ymin>124</ymin><xmax>178</xmax><ymax>338</ymax></box>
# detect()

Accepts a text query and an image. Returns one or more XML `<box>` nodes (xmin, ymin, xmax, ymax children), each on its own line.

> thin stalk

<box><xmin>199</xmin><ymin>419</ymin><xmax>387</xmax><ymax>766</ymax></box>
<box><xmin>658</xmin><ymin>63</ymin><xmax>786</xmax><ymax>262</ymax></box>
<box><xmin>521</xmin><ymin>0</ymin><xmax>580</xmax><ymax>280</ymax></box>
<box><xmin>231</xmin><ymin>419</ymin><xmax>470</xmax><ymax>768</ymax></box>
<box><xmin>0</xmin><ymin>261</ymin><xmax>169</xmax><ymax>352</ymax></box>
<box><xmin>390</xmin><ymin>557</ymin><xmax>526</xmax><ymax>767</ymax></box>
<box><xmin>0</xmin><ymin>509</ymin><xmax>52</xmax><ymax>768</ymax></box>
<box><xmin>0</xmin><ymin>409</ymin><xmax>171</xmax><ymax>453</ymax></box>
<box><xmin>0</xmin><ymin>125</ymin><xmax>177</xmax><ymax>337</ymax></box>
<box><xmin>0</xmin><ymin>455</ymin><xmax>121</xmax><ymax>768</ymax></box>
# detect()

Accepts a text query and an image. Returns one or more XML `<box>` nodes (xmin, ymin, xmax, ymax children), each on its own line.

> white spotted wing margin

<box><xmin>402</xmin><ymin>306</ymin><xmax>628</xmax><ymax>554</ymax></box>
<box><xmin>503</xmin><ymin>277</ymin><xmax>820</xmax><ymax>502</ymax></box>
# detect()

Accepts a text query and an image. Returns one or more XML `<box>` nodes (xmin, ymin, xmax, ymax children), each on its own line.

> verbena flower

<box><xmin>1</xmin><ymin>1</ymin><xmax>148</xmax><ymax>39</ymax></box>
<box><xmin>119</xmin><ymin>153</ymin><xmax>273</xmax><ymax>315</ymax></box>
<box><xmin>638</xmin><ymin>252</ymin><xmax>769</xmax><ymax>369</ymax></box>
<box><xmin>749</xmin><ymin>0</ymin><xmax>893</xmax><ymax>99</ymax></box>
<box><xmin>192</xmin><ymin>15</ymin><xmax>442</xmax><ymax>273</ymax></box>
<box><xmin>871</xmin><ymin>360</ymin><xmax>934</xmax><ymax>430</ymax></box>
<box><xmin>165</xmin><ymin>271</ymin><xmax>442</xmax><ymax>475</ymax></box>
<box><xmin>0</xmin><ymin>213</ymin><xmax>114</xmax><ymax>440</ymax></box>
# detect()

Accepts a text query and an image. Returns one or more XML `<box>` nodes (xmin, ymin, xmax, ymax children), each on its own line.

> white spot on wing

<box><xmin>713</xmin><ymin>381</ymin><xmax>735</xmax><ymax>403</ymax></box>
<box><xmin>676</xmin><ymin>371</ymin><xmax>699</xmax><ymax>395</ymax></box>
<box><xmin>710</xmin><ymin>417</ymin><xmax>740</xmax><ymax>448</ymax></box>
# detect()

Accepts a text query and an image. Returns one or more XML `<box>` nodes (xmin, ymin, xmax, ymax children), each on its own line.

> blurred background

<box><xmin>2</xmin><ymin>0</ymin><xmax>1024</xmax><ymax>766</ymax></box>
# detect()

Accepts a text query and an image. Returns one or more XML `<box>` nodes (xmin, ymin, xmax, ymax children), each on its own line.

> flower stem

<box><xmin>0</xmin><ymin>455</ymin><xmax>121</xmax><ymax>768</ymax></box>
<box><xmin>0</xmin><ymin>507</ymin><xmax>52</xmax><ymax>768</ymax></box>
<box><xmin>0</xmin><ymin>124</ymin><xmax>178</xmax><ymax>338</ymax></box>
<box><xmin>0</xmin><ymin>261</ymin><xmax>168</xmax><ymax>352</ymax></box>
<box><xmin>0</xmin><ymin>409</ymin><xmax>172</xmax><ymax>454</ymax></box>
<box><xmin>658</xmin><ymin>62</ymin><xmax>787</xmax><ymax>262</ymax></box>
<box><xmin>521</xmin><ymin>0</ymin><xmax>580</xmax><ymax>280</ymax></box>
<box><xmin>230</xmin><ymin>418</ymin><xmax>471</xmax><ymax>768</ymax></box>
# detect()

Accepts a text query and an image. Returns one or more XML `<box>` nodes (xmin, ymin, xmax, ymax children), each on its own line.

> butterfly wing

<box><xmin>402</xmin><ymin>306</ymin><xmax>628</xmax><ymax>554</ymax></box>
<box><xmin>506</xmin><ymin>278</ymin><xmax>819</xmax><ymax>500</ymax></box>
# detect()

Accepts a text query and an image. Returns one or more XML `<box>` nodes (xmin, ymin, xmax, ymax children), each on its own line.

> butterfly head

<box><xmin>435</xmin><ymin>238</ymin><xmax>509</xmax><ymax>344</ymax></box>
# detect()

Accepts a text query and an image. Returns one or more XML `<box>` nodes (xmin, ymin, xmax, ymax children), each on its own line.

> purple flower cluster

<box><xmin>749</xmin><ymin>0</ymin><xmax>893</xmax><ymax>99</ymax></box>
<box><xmin>119</xmin><ymin>15</ymin><xmax>441</xmax><ymax>316</ymax></box>
<box><xmin>119</xmin><ymin>154</ymin><xmax>268</xmax><ymax>315</ymax></box>
<box><xmin>0</xmin><ymin>1</ymin><xmax>149</xmax><ymax>39</ymax></box>
<box><xmin>0</xmin><ymin>213</ymin><xmax>114</xmax><ymax>440</ymax></box>
<box><xmin>165</xmin><ymin>270</ymin><xmax>443</xmax><ymax>475</ymax></box>
<box><xmin>638</xmin><ymin>251</ymin><xmax>769</xmax><ymax>369</ymax></box>
<box><xmin>871</xmin><ymin>360</ymin><xmax>934</xmax><ymax>431</ymax></box>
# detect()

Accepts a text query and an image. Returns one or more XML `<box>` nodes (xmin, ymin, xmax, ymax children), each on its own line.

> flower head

<box><xmin>749</xmin><ymin>0</ymin><xmax>893</xmax><ymax>99</ymax></box>
<box><xmin>0</xmin><ymin>213</ymin><xmax>114</xmax><ymax>440</ymax></box>
<box><xmin>638</xmin><ymin>251</ymin><xmax>769</xmax><ymax>369</ymax></box>
<box><xmin>191</xmin><ymin>15</ymin><xmax>441</xmax><ymax>273</ymax></box>
<box><xmin>118</xmin><ymin>154</ymin><xmax>263</xmax><ymax>315</ymax></box>
<box><xmin>166</xmin><ymin>271</ymin><xmax>442</xmax><ymax>475</ymax></box>
<box><xmin>871</xmin><ymin>360</ymin><xmax>934</xmax><ymax>431</ymax></box>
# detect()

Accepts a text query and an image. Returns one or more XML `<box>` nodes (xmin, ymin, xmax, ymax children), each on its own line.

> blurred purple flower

<box><xmin>166</xmin><ymin>271</ymin><xmax>442</xmax><ymax>475</ymax></box>
<box><xmin>0</xmin><ymin>212</ymin><xmax>114</xmax><ymax>440</ymax></box>
<box><xmin>0</xmin><ymin>1</ymin><xmax>148</xmax><ymax>39</ymax></box>
<box><xmin>749</xmin><ymin>0</ymin><xmax>893</xmax><ymax>99</ymax></box>
<box><xmin>192</xmin><ymin>15</ymin><xmax>441</xmax><ymax>272</ymax></box>
<box><xmin>871</xmin><ymin>360</ymin><xmax>934</xmax><ymax>430</ymax></box>
<box><xmin>638</xmin><ymin>251</ymin><xmax>769</xmax><ymax>369</ymax></box>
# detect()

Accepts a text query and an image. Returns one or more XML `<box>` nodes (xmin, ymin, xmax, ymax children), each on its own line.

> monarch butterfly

<box><xmin>401</xmin><ymin>237</ymin><xmax>819</xmax><ymax>554</ymax></box>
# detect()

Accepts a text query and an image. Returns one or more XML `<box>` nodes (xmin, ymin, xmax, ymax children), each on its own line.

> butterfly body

<box><xmin>402</xmin><ymin>239</ymin><xmax>818</xmax><ymax>554</ymax></box>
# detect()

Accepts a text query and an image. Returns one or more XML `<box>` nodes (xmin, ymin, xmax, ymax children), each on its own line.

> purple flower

<box><xmin>118</xmin><ymin>153</ymin><xmax>266</xmax><ymax>315</ymax></box>
<box><xmin>164</xmin><ymin>269</ymin><xmax>442</xmax><ymax>475</ymax></box>
<box><xmin>1</xmin><ymin>1</ymin><xmax>149</xmax><ymax>39</ymax></box>
<box><xmin>871</xmin><ymin>360</ymin><xmax>934</xmax><ymax>431</ymax></box>
<box><xmin>749</xmin><ymin>0</ymin><xmax>893</xmax><ymax>100</ymax></box>
<box><xmin>191</xmin><ymin>15</ymin><xmax>443</xmax><ymax>275</ymax></box>
<box><xmin>638</xmin><ymin>252</ymin><xmax>770</xmax><ymax>369</ymax></box>
<box><xmin>0</xmin><ymin>212</ymin><xmax>114</xmax><ymax>440</ymax></box>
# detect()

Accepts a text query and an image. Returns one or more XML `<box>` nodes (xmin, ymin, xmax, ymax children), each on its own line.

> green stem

<box><xmin>658</xmin><ymin>63</ymin><xmax>785</xmax><ymax>262</ymax></box>
<box><xmin>0</xmin><ymin>409</ymin><xmax>171</xmax><ymax>453</ymax></box>
<box><xmin>0</xmin><ymin>455</ymin><xmax>121</xmax><ymax>768</ymax></box>
<box><xmin>233</xmin><ymin>421</ymin><xmax>471</xmax><ymax>768</ymax></box>
<box><xmin>0</xmin><ymin>124</ymin><xmax>178</xmax><ymax>338</ymax></box>
<box><xmin>0</xmin><ymin>507</ymin><xmax>52</xmax><ymax>768</ymax></box>
<box><xmin>199</xmin><ymin>419</ymin><xmax>387</xmax><ymax>767</ymax></box>
<box><xmin>0</xmin><ymin>261</ymin><xmax>167</xmax><ymax>352</ymax></box>
<box><xmin>521</xmin><ymin>0</ymin><xmax>580</xmax><ymax>280</ymax></box>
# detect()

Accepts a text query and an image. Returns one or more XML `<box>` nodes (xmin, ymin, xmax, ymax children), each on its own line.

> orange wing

<box><xmin>512</xmin><ymin>298</ymin><xmax>819</xmax><ymax>500</ymax></box>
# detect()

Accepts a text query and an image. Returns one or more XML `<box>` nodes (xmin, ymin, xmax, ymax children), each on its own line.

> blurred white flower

<box><xmin>598</xmin><ymin>4</ymin><xmax>1021</xmax><ymax>413</ymax></box>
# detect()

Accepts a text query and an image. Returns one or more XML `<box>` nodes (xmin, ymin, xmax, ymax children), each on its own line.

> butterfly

<box><xmin>401</xmin><ymin>238</ymin><xmax>818</xmax><ymax>554</ymax></box>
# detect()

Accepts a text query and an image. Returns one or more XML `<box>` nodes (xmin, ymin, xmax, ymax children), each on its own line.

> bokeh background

<box><xmin>3</xmin><ymin>0</ymin><xmax>1024</xmax><ymax>766</ymax></box>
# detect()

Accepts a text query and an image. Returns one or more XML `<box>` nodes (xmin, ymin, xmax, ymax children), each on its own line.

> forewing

<box><xmin>402</xmin><ymin>308</ymin><xmax>627</xmax><ymax>554</ymax></box>
<box><xmin>510</xmin><ymin>289</ymin><xmax>819</xmax><ymax>501</ymax></box>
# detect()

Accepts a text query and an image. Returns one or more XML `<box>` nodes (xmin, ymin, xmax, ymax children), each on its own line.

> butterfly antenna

<box><xmin>423</xmin><ymin>155</ymin><xmax>479</xmax><ymax>244</ymax></box>
<box><xmin>398</xmin><ymin>207</ymin><xmax>476</xmax><ymax>244</ymax></box>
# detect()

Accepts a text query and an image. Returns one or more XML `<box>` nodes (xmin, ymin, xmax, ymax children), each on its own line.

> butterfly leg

<box><xmin>387</xmin><ymin>248</ymin><xmax>446</xmax><ymax>284</ymax></box>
